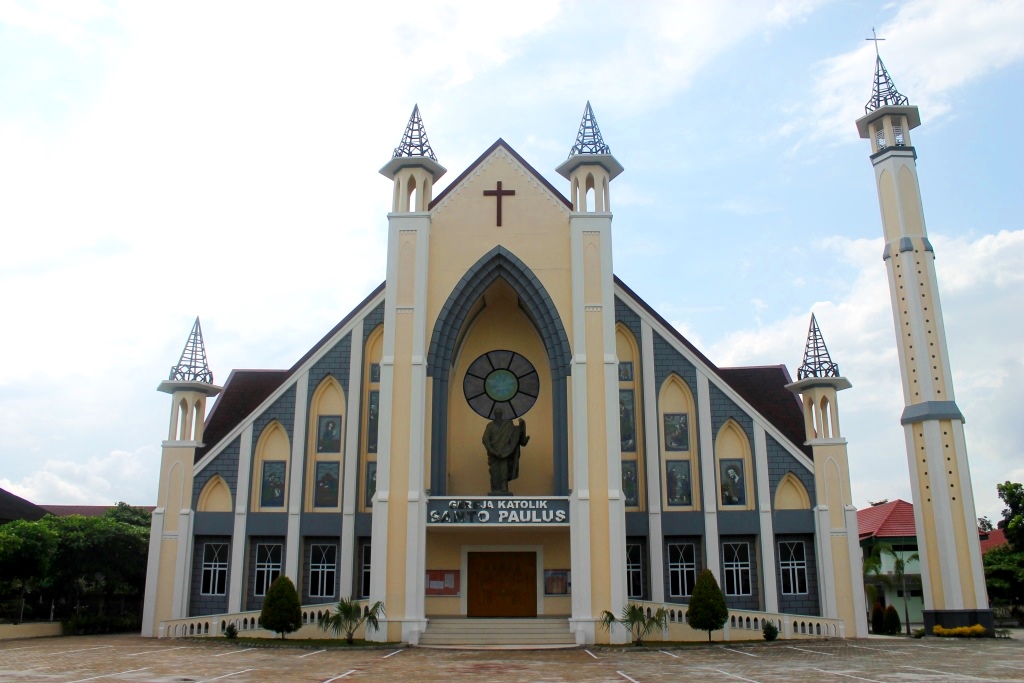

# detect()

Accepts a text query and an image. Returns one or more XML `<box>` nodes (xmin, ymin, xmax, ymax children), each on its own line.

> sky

<box><xmin>1</xmin><ymin>0</ymin><xmax>1022</xmax><ymax>524</ymax></box>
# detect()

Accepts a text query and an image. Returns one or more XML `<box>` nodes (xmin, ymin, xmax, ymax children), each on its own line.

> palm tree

<box><xmin>317</xmin><ymin>597</ymin><xmax>385</xmax><ymax>644</ymax></box>
<box><xmin>862</xmin><ymin>545</ymin><xmax>891</xmax><ymax>626</ymax></box>
<box><xmin>598</xmin><ymin>603</ymin><xmax>668</xmax><ymax>646</ymax></box>
<box><xmin>881</xmin><ymin>546</ymin><xmax>919</xmax><ymax>636</ymax></box>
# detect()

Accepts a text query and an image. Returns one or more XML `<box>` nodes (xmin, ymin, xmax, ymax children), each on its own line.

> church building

<box><xmin>141</xmin><ymin>100</ymin><xmax>874</xmax><ymax>644</ymax></box>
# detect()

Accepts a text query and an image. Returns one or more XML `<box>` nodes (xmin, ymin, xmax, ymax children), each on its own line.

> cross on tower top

<box><xmin>392</xmin><ymin>104</ymin><xmax>438</xmax><ymax>161</ymax></box>
<box><xmin>797</xmin><ymin>314</ymin><xmax>841</xmax><ymax>380</ymax></box>
<box><xmin>866</xmin><ymin>27</ymin><xmax>885</xmax><ymax>57</ymax></box>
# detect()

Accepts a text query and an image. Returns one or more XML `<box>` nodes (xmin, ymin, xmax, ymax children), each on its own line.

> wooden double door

<box><xmin>467</xmin><ymin>551</ymin><xmax>537</xmax><ymax>617</ymax></box>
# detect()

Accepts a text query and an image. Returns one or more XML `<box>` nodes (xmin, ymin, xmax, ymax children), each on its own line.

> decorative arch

<box><xmin>715</xmin><ymin>418</ymin><xmax>754</xmax><ymax>510</ymax></box>
<box><xmin>251</xmin><ymin>420</ymin><xmax>290</xmax><ymax>511</ymax></box>
<box><xmin>427</xmin><ymin>246</ymin><xmax>571</xmax><ymax>494</ymax></box>
<box><xmin>197</xmin><ymin>474</ymin><xmax>232</xmax><ymax>512</ymax></box>
<box><xmin>616</xmin><ymin>324</ymin><xmax>643</xmax><ymax>509</ymax></box>
<box><xmin>307</xmin><ymin>375</ymin><xmax>346</xmax><ymax>511</ymax></box>
<box><xmin>659</xmin><ymin>372</ymin><xmax>699</xmax><ymax>510</ymax></box>
<box><xmin>774</xmin><ymin>472</ymin><xmax>811</xmax><ymax>510</ymax></box>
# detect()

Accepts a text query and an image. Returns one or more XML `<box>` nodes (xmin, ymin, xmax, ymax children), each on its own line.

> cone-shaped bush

<box><xmin>260</xmin><ymin>576</ymin><xmax>302</xmax><ymax>638</ymax></box>
<box><xmin>686</xmin><ymin>568</ymin><xmax>728</xmax><ymax>642</ymax></box>
<box><xmin>883</xmin><ymin>604</ymin><xmax>901</xmax><ymax>635</ymax></box>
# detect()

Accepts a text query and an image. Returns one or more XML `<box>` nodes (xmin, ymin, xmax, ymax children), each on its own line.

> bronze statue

<box><xmin>482</xmin><ymin>407</ymin><xmax>529</xmax><ymax>495</ymax></box>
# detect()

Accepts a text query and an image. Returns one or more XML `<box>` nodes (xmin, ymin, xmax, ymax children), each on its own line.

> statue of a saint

<box><xmin>481</xmin><ymin>407</ymin><xmax>530</xmax><ymax>495</ymax></box>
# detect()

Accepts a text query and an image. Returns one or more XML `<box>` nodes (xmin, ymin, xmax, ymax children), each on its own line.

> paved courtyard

<box><xmin>2</xmin><ymin>634</ymin><xmax>1024</xmax><ymax>682</ymax></box>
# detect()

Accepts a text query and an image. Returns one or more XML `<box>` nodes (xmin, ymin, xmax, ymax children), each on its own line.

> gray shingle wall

<box><xmin>652</xmin><ymin>334</ymin><xmax>698</xmax><ymax>394</ymax></box>
<box><xmin>192</xmin><ymin>437</ymin><xmax>240</xmax><ymax>510</ymax></box>
<box><xmin>253</xmin><ymin>384</ymin><xmax>297</xmax><ymax>445</ymax></box>
<box><xmin>721</xmin><ymin>535</ymin><xmax>760</xmax><ymax>611</ymax></box>
<box><xmin>661</xmin><ymin>535</ymin><xmax>703</xmax><ymax>605</ymax></box>
<box><xmin>766</xmin><ymin>435</ymin><xmax>816</xmax><ymax>506</ymax></box>
<box><xmin>308</xmin><ymin>333</ymin><xmax>352</xmax><ymax>397</ymax></box>
<box><xmin>775</xmin><ymin>534</ymin><xmax>820</xmax><ymax>615</ymax></box>
<box><xmin>244</xmin><ymin>536</ymin><xmax>287</xmax><ymax>612</ymax></box>
<box><xmin>189</xmin><ymin>536</ymin><xmax>230</xmax><ymax>616</ymax></box>
<box><xmin>301</xmin><ymin>536</ymin><xmax>342</xmax><ymax>605</ymax></box>
<box><xmin>614</xmin><ymin>296</ymin><xmax>642</xmax><ymax>341</ymax></box>
<box><xmin>363</xmin><ymin>303</ymin><xmax>384</xmax><ymax>347</ymax></box>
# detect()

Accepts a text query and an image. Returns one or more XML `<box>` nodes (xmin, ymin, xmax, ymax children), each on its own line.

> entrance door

<box><xmin>467</xmin><ymin>552</ymin><xmax>537</xmax><ymax>617</ymax></box>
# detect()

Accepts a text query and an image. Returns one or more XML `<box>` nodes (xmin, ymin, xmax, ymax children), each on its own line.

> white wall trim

<box><xmin>339</xmin><ymin>319</ymin><xmax>363</xmax><ymax>599</ymax></box>
<box><xmin>228</xmin><ymin>424</ymin><xmax>254</xmax><ymax>613</ymax></box>
<box><xmin>641</xmin><ymin>320</ymin><xmax>665</xmax><ymax>604</ymax></box>
<box><xmin>697</xmin><ymin>371</ymin><xmax>720</xmax><ymax>580</ymax></box>
<box><xmin>754</xmin><ymin>425</ymin><xmax>778</xmax><ymax>613</ymax></box>
<box><xmin>286</xmin><ymin>371</ymin><xmax>309</xmax><ymax>582</ymax></box>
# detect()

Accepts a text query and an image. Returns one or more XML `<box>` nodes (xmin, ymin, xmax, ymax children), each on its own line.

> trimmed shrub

<box><xmin>871</xmin><ymin>602</ymin><xmax>885</xmax><ymax>634</ymax></box>
<box><xmin>260</xmin><ymin>576</ymin><xmax>302</xmax><ymax>639</ymax></box>
<box><xmin>686</xmin><ymin>569</ymin><xmax>728</xmax><ymax>642</ymax></box>
<box><xmin>224</xmin><ymin>622</ymin><xmax>238</xmax><ymax>639</ymax></box>
<box><xmin>762</xmin><ymin>620</ymin><xmax>779</xmax><ymax>641</ymax></box>
<box><xmin>883</xmin><ymin>604</ymin><xmax>901</xmax><ymax>635</ymax></box>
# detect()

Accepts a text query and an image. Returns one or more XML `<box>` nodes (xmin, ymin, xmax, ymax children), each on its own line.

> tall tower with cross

<box><xmin>855</xmin><ymin>38</ymin><xmax>992</xmax><ymax>633</ymax></box>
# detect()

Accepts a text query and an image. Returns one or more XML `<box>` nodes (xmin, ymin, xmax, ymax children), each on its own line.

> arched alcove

<box><xmin>774</xmin><ymin>472</ymin><xmax>811</xmax><ymax>510</ymax></box>
<box><xmin>616</xmin><ymin>324</ymin><xmax>643</xmax><ymax>509</ymax></box>
<box><xmin>252</xmin><ymin>421</ymin><xmax>290</xmax><ymax>511</ymax></box>
<box><xmin>659</xmin><ymin>373</ymin><xmax>699</xmax><ymax>509</ymax></box>
<box><xmin>308</xmin><ymin>376</ymin><xmax>345</xmax><ymax>510</ymax></box>
<box><xmin>715</xmin><ymin>419</ymin><xmax>753</xmax><ymax>510</ymax></box>
<box><xmin>197</xmin><ymin>475</ymin><xmax>232</xmax><ymax>512</ymax></box>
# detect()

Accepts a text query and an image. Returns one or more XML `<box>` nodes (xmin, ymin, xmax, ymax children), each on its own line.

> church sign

<box><xmin>427</xmin><ymin>497</ymin><xmax>569</xmax><ymax>525</ymax></box>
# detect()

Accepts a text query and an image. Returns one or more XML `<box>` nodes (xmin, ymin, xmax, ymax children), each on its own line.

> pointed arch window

<box><xmin>659</xmin><ymin>374</ymin><xmax>698</xmax><ymax>510</ymax></box>
<box><xmin>616</xmin><ymin>325</ymin><xmax>643</xmax><ymax>509</ymax></box>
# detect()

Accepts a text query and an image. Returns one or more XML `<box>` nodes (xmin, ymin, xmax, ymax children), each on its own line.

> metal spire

<box><xmin>864</xmin><ymin>29</ymin><xmax>909</xmax><ymax>113</ymax></box>
<box><xmin>568</xmin><ymin>101</ymin><xmax>611</xmax><ymax>156</ymax></box>
<box><xmin>797</xmin><ymin>314</ymin><xmax>840</xmax><ymax>380</ymax></box>
<box><xmin>392</xmin><ymin>104</ymin><xmax>437</xmax><ymax>161</ymax></box>
<box><xmin>169</xmin><ymin>317</ymin><xmax>214</xmax><ymax>383</ymax></box>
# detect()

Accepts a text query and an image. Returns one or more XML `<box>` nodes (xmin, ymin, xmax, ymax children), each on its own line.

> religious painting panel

<box><xmin>369</xmin><ymin>363</ymin><xmax>381</xmax><ymax>383</ymax></box>
<box><xmin>665</xmin><ymin>460</ymin><xmax>692</xmax><ymax>506</ymax></box>
<box><xmin>314</xmin><ymin>461</ymin><xmax>340</xmax><ymax>508</ymax></box>
<box><xmin>664</xmin><ymin>413</ymin><xmax>689</xmax><ymax>451</ymax></box>
<box><xmin>720</xmin><ymin>458</ymin><xmax>746</xmax><ymax>506</ymax></box>
<box><xmin>316</xmin><ymin>415</ymin><xmax>342</xmax><ymax>454</ymax></box>
<box><xmin>621</xmin><ymin>460</ymin><xmax>639</xmax><ymax>507</ymax></box>
<box><xmin>619</xmin><ymin>389</ymin><xmax>637</xmax><ymax>453</ymax></box>
<box><xmin>364</xmin><ymin>461</ymin><xmax>377</xmax><ymax>508</ymax></box>
<box><xmin>618</xmin><ymin>361</ymin><xmax>634</xmax><ymax>382</ymax></box>
<box><xmin>260</xmin><ymin>461</ymin><xmax>286</xmax><ymax>508</ymax></box>
<box><xmin>367</xmin><ymin>391</ymin><xmax>379</xmax><ymax>453</ymax></box>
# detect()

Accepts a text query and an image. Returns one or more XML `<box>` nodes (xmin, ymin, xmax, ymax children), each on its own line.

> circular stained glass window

<box><xmin>463</xmin><ymin>350</ymin><xmax>539</xmax><ymax>419</ymax></box>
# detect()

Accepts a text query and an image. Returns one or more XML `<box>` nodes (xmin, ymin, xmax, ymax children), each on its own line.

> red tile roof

<box><xmin>858</xmin><ymin>499</ymin><xmax>917</xmax><ymax>540</ymax></box>
<box><xmin>980</xmin><ymin>527</ymin><xmax>1008</xmax><ymax>554</ymax></box>
<box><xmin>0</xmin><ymin>487</ymin><xmax>48</xmax><ymax>523</ymax></box>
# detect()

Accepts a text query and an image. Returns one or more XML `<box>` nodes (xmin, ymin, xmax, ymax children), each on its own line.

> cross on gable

<box><xmin>483</xmin><ymin>181</ymin><xmax>515</xmax><ymax>227</ymax></box>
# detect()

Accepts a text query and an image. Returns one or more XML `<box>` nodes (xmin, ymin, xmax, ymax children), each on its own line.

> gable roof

<box><xmin>196</xmin><ymin>369</ymin><xmax>290</xmax><ymax>461</ymax></box>
<box><xmin>858</xmin><ymin>499</ymin><xmax>917</xmax><ymax>540</ymax></box>
<box><xmin>0</xmin><ymin>487</ymin><xmax>48</xmax><ymax>523</ymax></box>
<box><xmin>428</xmin><ymin>138</ymin><xmax>572</xmax><ymax>211</ymax></box>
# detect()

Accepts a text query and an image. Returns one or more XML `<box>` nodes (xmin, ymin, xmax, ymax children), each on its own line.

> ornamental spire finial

<box><xmin>864</xmin><ymin>30</ymin><xmax>910</xmax><ymax>114</ymax></box>
<box><xmin>169</xmin><ymin>317</ymin><xmax>214</xmax><ymax>383</ymax></box>
<box><xmin>797</xmin><ymin>314</ymin><xmax>840</xmax><ymax>379</ymax></box>
<box><xmin>392</xmin><ymin>104</ymin><xmax>437</xmax><ymax>161</ymax></box>
<box><xmin>568</xmin><ymin>101</ymin><xmax>611</xmax><ymax>157</ymax></box>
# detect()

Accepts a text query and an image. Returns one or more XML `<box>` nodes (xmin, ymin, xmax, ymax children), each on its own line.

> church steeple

<box><xmin>855</xmin><ymin>37</ymin><xmax>991</xmax><ymax>633</ymax></box>
<box><xmin>798</xmin><ymin>314</ymin><xmax>840</xmax><ymax>380</ymax></box>
<box><xmin>556</xmin><ymin>101</ymin><xmax>623</xmax><ymax>212</ymax></box>
<box><xmin>169</xmin><ymin>317</ymin><xmax>213</xmax><ymax>384</ymax></box>
<box><xmin>380</xmin><ymin>104</ymin><xmax>446</xmax><ymax>212</ymax></box>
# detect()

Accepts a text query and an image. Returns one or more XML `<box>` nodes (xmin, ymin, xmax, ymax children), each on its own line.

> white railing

<box><xmin>634</xmin><ymin>601</ymin><xmax>845</xmax><ymax>641</ymax></box>
<box><xmin>160</xmin><ymin>601</ymin><xmax>371</xmax><ymax>639</ymax></box>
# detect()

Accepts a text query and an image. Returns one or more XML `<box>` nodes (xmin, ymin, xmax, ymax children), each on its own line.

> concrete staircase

<box><xmin>417</xmin><ymin>617</ymin><xmax>577</xmax><ymax>648</ymax></box>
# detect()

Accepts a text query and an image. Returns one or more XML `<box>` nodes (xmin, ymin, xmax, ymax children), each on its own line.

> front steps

<box><xmin>417</xmin><ymin>617</ymin><xmax>576</xmax><ymax>648</ymax></box>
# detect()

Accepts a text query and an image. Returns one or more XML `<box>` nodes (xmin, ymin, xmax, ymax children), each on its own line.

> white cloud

<box><xmin>1</xmin><ymin>446</ymin><xmax>159</xmax><ymax>505</ymax></box>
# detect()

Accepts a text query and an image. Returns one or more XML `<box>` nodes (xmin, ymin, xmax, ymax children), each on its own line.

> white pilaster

<box><xmin>753</xmin><ymin>425</ymin><xmax>778</xmax><ymax>613</ymax></box>
<box><xmin>641</xmin><ymin>321</ymin><xmax>665</xmax><ymax>604</ymax></box>
<box><xmin>340</xmin><ymin>319</ymin><xmax>363</xmax><ymax>599</ymax></box>
<box><xmin>141</xmin><ymin>508</ymin><xmax>165</xmax><ymax>636</ymax></box>
<box><xmin>844</xmin><ymin>505</ymin><xmax>869</xmax><ymax>636</ymax></box>
<box><xmin>171</xmin><ymin>508</ymin><xmax>194</xmax><ymax>619</ymax></box>
<box><xmin>228</xmin><ymin>424</ymin><xmax>254</xmax><ymax>613</ymax></box>
<box><xmin>697</xmin><ymin>371</ymin><xmax>720</xmax><ymax>579</ymax></box>
<box><xmin>286</xmin><ymin>372</ymin><xmax>309</xmax><ymax>582</ymax></box>
<box><xmin>813</xmin><ymin>506</ymin><xmax>837</xmax><ymax>619</ymax></box>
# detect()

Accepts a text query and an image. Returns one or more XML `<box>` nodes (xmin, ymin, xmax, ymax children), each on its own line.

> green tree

<box><xmin>318</xmin><ymin>597</ymin><xmax>385</xmax><ymax>644</ymax></box>
<box><xmin>997</xmin><ymin>481</ymin><xmax>1024</xmax><ymax>551</ymax></box>
<box><xmin>983</xmin><ymin>545</ymin><xmax>1024</xmax><ymax>607</ymax></box>
<box><xmin>979</xmin><ymin>516</ymin><xmax>994</xmax><ymax>532</ymax></box>
<box><xmin>862</xmin><ymin>545</ymin><xmax>891</xmax><ymax>625</ymax></box>
<box><xmin>0</xmin><ymin>520</ymin><xmax>58</xmax><ymax>623</ymax></box>
<box><xmin>880</xmin><ymin>545</ymin><xmax>919</xmax><ymax>636</ymax></box>
<box><xmin>686</xmin><ymin>568</ymin><xmax>728</xmax><ymax>642</ymax></box>
<box><xmin>598</xmin><ymin>603</ymin><xmax>668</xmax><ymax>646</ymax></box>
<box><xmin>260</xmin><ymin>576</ymin><xmax>302</xmax><ymax>638</ymax></box>
<box><xmin>103</xmin><ymin>502</ymin><xmax>152</xmax><ymax>529</ymax></box>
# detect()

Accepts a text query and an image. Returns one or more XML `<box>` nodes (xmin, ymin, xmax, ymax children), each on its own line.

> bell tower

<box><xmin>785</xmin><ymin>315</ymin><xmax>867</xmax><ymax>637</ymax></box>
<box><xmin>373</xmin><ymin>105</ymin><xmax>446</xmax><ymax>643</ymax></box>
<box><xmin>855</xmin><ymin>42</ymin><xmax>991</xmax><ymax>632</ymax></box>
<box><xmin>142</xmin><ymin>318</ymin><xmax>222</xmax><ymax>636</ymax></box>
<box><xmin>556</xmin><ymin>102</ymin><xmax>628</xmax><ymax>643</ymax></box>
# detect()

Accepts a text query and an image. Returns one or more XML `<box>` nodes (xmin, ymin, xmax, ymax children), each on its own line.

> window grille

<box><xmin>779</xmin><ymin>541</ymin><xmax>808</xmax><ymax>595</ymax></box>
<box><xmin>254</xmin><ymin>543</ymin><xmax>282</xmax><ymax>596</ymax></box>
<box><xmin>626</xmin><ymin>541</ymin><xmax>646</xmax><ymax>599</ymax></box>
<box><xmin>667</xmin><ymin>543</ymin><xmax>697</xmax><ymax>598</ymax></box>
<box><xmin>875</xmin><ymin>129</ymin><xmax>887</xmax><ymax>150</ymax></box>
<box><xmin>722</xmin><ymin>542</ymin><xmax>751</xmax><ymax>596</ymax></box>
<box><xmin>201</xmin><ymin>543</ymin><xmax>229</xmax><ymax>595</ymax></box>
<box><xmin>893</xmin><ymin>125</ymin><xmax>905</xmax><ymax>146</ymax></box>
<box><xmin>359</xmin><ymin>542</ymin><xmax>372</xmax><ymax>599</ymax></box>
<box><xmin>309</xmin><ymin>544</ymin><xmax>337</xmax><ymax>598</ymax></box>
